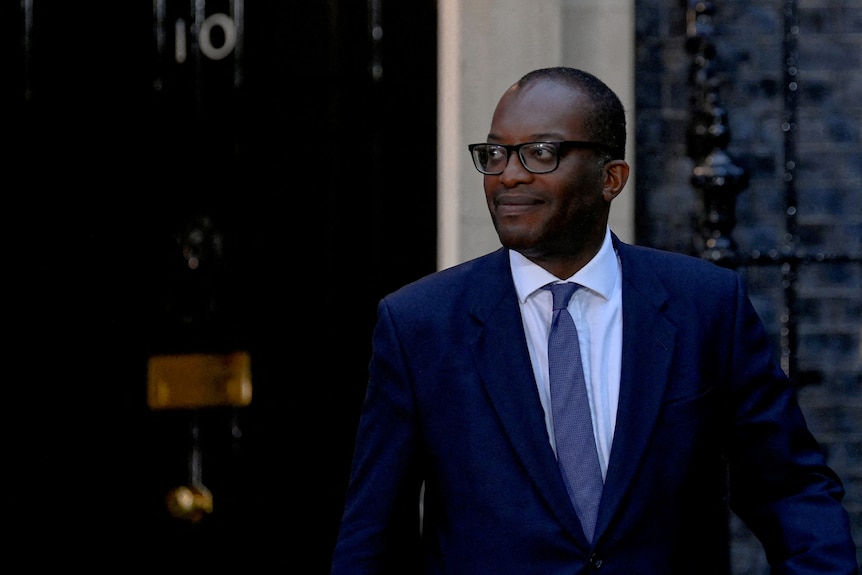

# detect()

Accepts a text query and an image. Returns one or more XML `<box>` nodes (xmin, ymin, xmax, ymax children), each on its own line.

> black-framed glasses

<box><xmin>467</xmin><ymin>140</ymin><xmax>610</xmax><ymax>175</ymax></box>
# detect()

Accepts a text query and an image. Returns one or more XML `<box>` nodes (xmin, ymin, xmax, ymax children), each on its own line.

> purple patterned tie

<box><xmin>544</xmin><ymin>283</ymin><xmax>603</xmax><ymax>542</ymax></box>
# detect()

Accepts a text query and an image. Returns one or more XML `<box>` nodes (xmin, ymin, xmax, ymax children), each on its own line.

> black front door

<box><xmin>8</xmin><ymin>1</ymin><xmax>436</xmax><ymax>571</ymax></box>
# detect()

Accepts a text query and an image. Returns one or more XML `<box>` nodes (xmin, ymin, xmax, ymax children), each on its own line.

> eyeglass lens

<box><xmin>471</xmin><ymin>143</ymin><xmax>560</xmax><ymax>175</ymax></box>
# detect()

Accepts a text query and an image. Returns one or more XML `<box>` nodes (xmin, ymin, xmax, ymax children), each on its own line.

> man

<box><xmin>331</xmin><ymin>67</ymin><xmax>858</xmax><ymax>574</ymax></box>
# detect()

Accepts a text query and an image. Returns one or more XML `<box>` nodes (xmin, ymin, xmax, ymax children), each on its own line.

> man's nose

<box><xmin>499</xmin><ymin>150</ymin><xmax>533</xmax><ymax>185</ymax></box>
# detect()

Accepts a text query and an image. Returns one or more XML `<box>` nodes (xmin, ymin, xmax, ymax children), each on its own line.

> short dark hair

<box><xmin>516</xmin><ymin>67</ymin><xmax>627</xmax><ymax>161</ymax></box>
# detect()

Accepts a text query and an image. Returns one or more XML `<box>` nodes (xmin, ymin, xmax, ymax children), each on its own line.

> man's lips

<box><xmin>494</xmin><ymin>194</ymin><xmax>543</xmax><ymax>216</ymax></box>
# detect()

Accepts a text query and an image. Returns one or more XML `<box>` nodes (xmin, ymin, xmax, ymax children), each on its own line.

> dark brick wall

<box><xmin>635</xmin><ymin>1</ymin><xmax>862</xmax><ymax>572</ymax></box>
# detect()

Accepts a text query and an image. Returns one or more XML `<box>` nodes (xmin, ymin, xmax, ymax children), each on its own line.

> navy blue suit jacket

<box><xmin>332</xmin><ymin>236</ymin><xmax>857</xmax><ymax>574</ymax></box>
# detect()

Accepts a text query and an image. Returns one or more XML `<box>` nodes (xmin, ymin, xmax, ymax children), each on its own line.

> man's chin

<box><xmin>497</xmin><ymin>233</ymin><xmax>540</xmax><ymax>254</ymax></box>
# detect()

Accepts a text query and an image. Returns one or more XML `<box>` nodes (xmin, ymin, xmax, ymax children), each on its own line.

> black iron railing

<box><xmin>685</xmin><ymin>0</ymin><xmax>861</xmax><ymax>385</ymax></box>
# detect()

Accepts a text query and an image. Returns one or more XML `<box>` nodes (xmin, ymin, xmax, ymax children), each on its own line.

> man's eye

<box><xmin>527</xmin><ymin>144</ymin><xmax>556</xmax><ymax>160</ymax></box>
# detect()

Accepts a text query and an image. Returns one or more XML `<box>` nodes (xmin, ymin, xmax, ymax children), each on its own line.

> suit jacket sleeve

<box><xmin>722</xmin><ymin>272</ymin><xmax>857</xmax><ymax>573</ymax></box>
<box><xmin>331</xmin><ymin>297</ymin><xmax>425</xmax><ymax>575</ymax></box>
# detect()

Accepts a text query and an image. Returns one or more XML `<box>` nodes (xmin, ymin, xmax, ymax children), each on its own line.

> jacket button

<box><xmin>589</xmin><ymin>553</ymin><xmax>603</xmax><ymax>569</ymax></box>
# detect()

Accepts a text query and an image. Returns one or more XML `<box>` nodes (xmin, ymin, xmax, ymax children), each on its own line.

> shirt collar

<box><xmin>510</xmin><ymin>227</ymin><xmax>618</xmax><ymax>304</ymax></box>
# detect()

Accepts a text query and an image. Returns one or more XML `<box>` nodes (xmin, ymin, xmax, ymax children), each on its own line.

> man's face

<box><xmin>483</xmin><ymin>80</ymin><xmax>611</xmax><ymax>262</ymax></box>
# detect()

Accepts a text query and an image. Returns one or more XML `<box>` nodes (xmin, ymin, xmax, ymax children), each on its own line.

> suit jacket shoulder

<box><xmin>381</xmin><ymin>247</ymin><xmax>514</xmax><ymax>321</ymax></box>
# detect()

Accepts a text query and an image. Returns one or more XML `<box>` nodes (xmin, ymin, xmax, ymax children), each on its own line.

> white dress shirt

<box><xmin>509</xmin><ymin>227</ymin><xmax>622</xmax><ymax>478</ymax></box>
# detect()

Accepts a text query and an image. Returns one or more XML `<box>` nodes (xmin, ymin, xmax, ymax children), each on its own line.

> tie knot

<box><xmin>544</xmin><ymin>282</ymin><xmax>580</xmax><ymax>311</ymax></box>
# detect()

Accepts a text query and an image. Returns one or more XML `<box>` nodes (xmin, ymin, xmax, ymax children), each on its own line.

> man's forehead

<box><xmin>492</xmin><ymin>82</ymin><xmax>586</xmax><ymax>134</ymax></box>
<box><xmin>497</xmin><ymin>80</ymin><xmax>585</xmax><ymax>116</ymax></box>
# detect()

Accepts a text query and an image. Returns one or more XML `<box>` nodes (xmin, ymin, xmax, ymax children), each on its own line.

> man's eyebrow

<box><xmin>485</xmin><ymin>133</ymin><xmax>567</xmax><ymax>142</ymax></box>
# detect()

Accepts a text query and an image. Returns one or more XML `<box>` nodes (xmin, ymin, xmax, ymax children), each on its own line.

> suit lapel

<box><xmin>463</xmin><ymin>244</ymin><xmax>680</xmax><ymax>543</ymax></box>
<box><xmin>594</xmin><ymin>240</ymin><xmax>677</xmax><ymax>539</ymax></box>
<box><xmin>467</xmin><ymin>249</ymin><xmax>586</xmax><ymax>538</ymax></box>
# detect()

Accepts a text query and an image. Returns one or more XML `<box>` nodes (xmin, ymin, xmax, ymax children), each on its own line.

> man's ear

<box><xmin>602</xmin><ymin>160</ymin><xmax>630</xmax><ymax>203</ymax></box>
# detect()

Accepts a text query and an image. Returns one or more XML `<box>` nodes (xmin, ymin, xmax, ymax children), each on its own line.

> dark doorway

<box><xmin>7</xmin><ymin>1</ymin><xmax>437</xmax><ymax>571</ymax></box>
